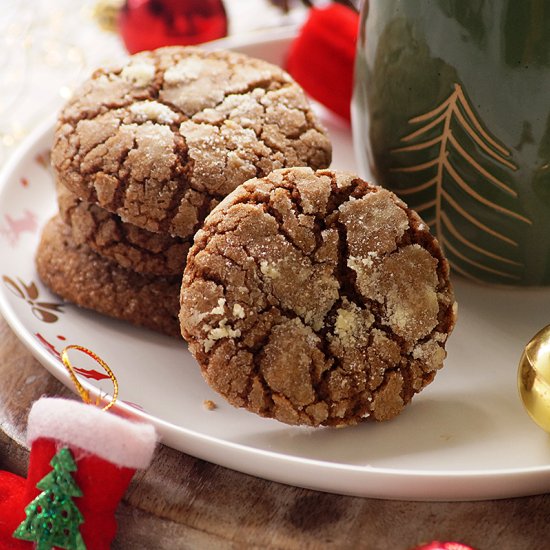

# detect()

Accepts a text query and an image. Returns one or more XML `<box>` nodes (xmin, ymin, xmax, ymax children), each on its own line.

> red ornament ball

<box><xmin>412</xmin><ymin>542</ymin><xmax>476</xmax><ymax>550</ymax></box>
<box><xmin>118</xmin><ymin>0</ymin><xmax>228</xmax><ymax>54</ymax></box>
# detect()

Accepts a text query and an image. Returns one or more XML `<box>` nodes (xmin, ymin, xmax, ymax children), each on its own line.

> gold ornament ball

<box><xmin>518</xmin><ymin>324</ymin><xmax>550</xmax><ymax>433</ymax></box>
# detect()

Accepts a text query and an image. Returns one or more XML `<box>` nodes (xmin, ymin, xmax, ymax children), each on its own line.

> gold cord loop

<box><xmin>60</xmin><ymin>345</ymin><xmax>118</xmax><ymax>412</ymax></box>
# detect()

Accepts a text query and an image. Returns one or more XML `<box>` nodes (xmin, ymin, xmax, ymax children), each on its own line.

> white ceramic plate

<box><xmin>1</xmin><ymin>30</ymin><xmax>550</xmax><ymax>502</ymax></box>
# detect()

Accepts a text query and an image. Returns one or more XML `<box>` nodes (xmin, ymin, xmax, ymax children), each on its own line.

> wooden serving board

<box><xmin>0</xmin><ymin>317</ymin><xmax>548</xmax><ymax>549</ymax></box>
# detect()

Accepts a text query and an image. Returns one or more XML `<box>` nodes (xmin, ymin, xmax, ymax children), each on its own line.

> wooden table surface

<box><xmin>1</xmin><ymin>317</ymin><xmax>549</xmax><ymax>549</ymax></box>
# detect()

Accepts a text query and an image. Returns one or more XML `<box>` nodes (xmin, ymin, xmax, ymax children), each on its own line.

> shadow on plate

<box><xmin>232</xmin><ymin>395</ymin><xmax>496</xmax><ymax>468</ymax></box>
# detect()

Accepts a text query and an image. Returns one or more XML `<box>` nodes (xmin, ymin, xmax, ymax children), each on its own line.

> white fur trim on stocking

<box><xmin>27</xmin><ymin>398</ymin><xmax>156</xmax><ymax>469</ymax></box>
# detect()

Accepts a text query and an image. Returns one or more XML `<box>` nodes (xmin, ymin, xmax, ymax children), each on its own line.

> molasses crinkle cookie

<box><xmin>51</xmin><ymin>46</ymin><xmax>332</xmax><ymax>239</ymax></box>
<box><xmin>180</xmin><ymin>168</ymin><xmax>457</xmax><ymax>427</ymax></box>
<box><xmin>37</xmin><ymin>216</ymin><xmax>181</xmax><ymax>337</ymax></box>
<box><xmin>57</xmin><ymin>182</ymin><xmax>190</xmax><ymax>276</ymax></box>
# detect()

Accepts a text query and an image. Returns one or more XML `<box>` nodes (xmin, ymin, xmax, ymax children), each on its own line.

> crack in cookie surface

<box><xmin>180</xmin><ymin>168</ymin><xmax>457</xmax><ymax>427</ymax></box>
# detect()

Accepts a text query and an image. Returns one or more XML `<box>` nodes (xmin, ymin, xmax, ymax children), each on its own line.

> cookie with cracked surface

<box><xmin>36</xmin><ymin>215</ymin><xmax>180</xmax><ymax>337</ymax></box>
<box><xmin>57</xmin><ymin>182</ymin><xmax>191</xmax><ymax>276</ymax></box>
<box><xmin>180</xmin><ymin>167</ymin><xmax>457</xmax><ymax>427</ymax></box>
<box><xmin>51</xmin><ymin>46</ymin><xmax>332</xmax><ymax>239</ymax></box>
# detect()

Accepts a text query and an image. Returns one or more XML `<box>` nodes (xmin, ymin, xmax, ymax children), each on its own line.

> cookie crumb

<box><xmin>203</xmin><ymin>399</ymin><xmax>217</xmax><ymax>410</ymax></box>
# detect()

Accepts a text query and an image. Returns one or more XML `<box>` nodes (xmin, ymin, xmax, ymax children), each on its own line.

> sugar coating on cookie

<box><xmin>180</xmin><ymin>168</ymin><xmax>457</xmax><ymax>427</ymax></box>
<box><xmin>37</xmin><ymin>215</ymin><xmax>181</xmax><ymax>337</ymax></box>
<box><xmin>52</xmin><ymin>47</ymin><xmax>332</xmax><ymax>239</ymax></box>
<box><xmin>57</xmin><ymin>182</ymin><xmax>190</xmax><ymax>276</ymax></box>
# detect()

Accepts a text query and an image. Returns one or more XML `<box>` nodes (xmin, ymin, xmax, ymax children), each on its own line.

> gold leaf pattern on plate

<box><xmin>2</xmin><ymin>275</ymin><xmax>64</xmax><ymax>323</ymax></box>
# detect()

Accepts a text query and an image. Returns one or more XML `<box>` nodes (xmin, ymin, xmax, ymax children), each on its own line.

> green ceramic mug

<box><xmin>353</xmin><ymin>0</ymin><xmax>550</xmax><ymax>285</ymax></box>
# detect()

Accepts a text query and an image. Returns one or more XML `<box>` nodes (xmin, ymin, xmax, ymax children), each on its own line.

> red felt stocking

<box><xmin>0</xmin><ymin>398</ymin><xmax>156</xmax><ymax>550</ymax></box>
<box><xmin>0</xmin><ymin>471</ymin><xmax>27</xmax><ymax>549</ymax></box>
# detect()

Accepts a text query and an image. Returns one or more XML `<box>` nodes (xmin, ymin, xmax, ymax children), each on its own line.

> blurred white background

<box><xmin>0</xmin><ymin>0</ymin><xmax>308</xmax><ymax>166</ymax></box>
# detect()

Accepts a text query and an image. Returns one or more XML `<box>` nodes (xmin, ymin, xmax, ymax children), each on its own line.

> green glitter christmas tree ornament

<box><xmin>13</xmin><ymin>447</ymin><xmax>86</xmax><ymax>550</ymax></box>
<box><xmin>0</xmin><ymin>396</ymin><xmax>156</xmax><ymax>548</ymax></box>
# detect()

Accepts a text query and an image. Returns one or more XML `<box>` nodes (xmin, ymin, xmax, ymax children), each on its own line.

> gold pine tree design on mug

<box><xmin>391</xmin><ymin>83</ymin><xmax>531</xmax><ymax>282</ymax></box>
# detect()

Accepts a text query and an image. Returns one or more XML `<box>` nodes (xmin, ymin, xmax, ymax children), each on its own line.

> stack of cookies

<box><xmin>37</xmin><ymin>46</ymin><xmax>457</xmax><ymax>428</ymax></box>
<box><xmin>37</xmin><ymin>46</ymin><xmax>332</xmax><ymax>337</ymax></box>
